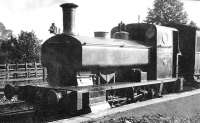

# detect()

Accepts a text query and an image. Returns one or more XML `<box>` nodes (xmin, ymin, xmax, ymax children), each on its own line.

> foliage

<box><xmin>0</xmin><ymin>31</ymin><xmax>41</xmax><ymax>63</ymax></box>
<box><xmin>0</xmin><ymin>22</ymin><xmax>12</xmax><ymax>40</ymax></box>
<box><xmin>145</xmin><ymin>0</ymin><xmax>188</xmax><ymax>25</ymax></box>
<box><xmin>189</xmin><ymin>20</ymin><xmax>198</xmax><ymax>28</ymax></box>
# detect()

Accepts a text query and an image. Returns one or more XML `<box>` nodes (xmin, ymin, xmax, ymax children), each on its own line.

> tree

<box><xmin>145</xmin><ymin>0</ymin><xmax>188</xmax><ymax>25</ymax></box>
<box><xmin>189</xmin><ymin>20</ymin><xmax>198</xmax><ymax>28</ymax></box>
<box><xmin>1</xmin><ymin>31</ymin><xmax>41</xmax><ymax>63</ymax></box>
<box><xmin>1</xmin><ymin>37</ymin><xmax>21</xmax><ymax>63</ymax></box>
<box><xmin>0</xmin><ymin>22</ymin><xmax>12</xmax><ymax>40</ymax></box>
<box><xmin>17</xmin><ymin>31</ymin><xmax>41</xmax><ymax>62</ymax></box>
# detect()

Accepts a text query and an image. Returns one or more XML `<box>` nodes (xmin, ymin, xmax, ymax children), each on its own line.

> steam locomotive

<box><xmin>4</xmin><ymin>3</ymin><xmax>200</xmax><ymax>116</ymax></box>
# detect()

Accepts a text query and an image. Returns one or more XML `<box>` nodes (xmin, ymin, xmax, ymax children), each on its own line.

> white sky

<box><xmin>0</xmin><ymin>0</ymin><xmax>200</xmax><ymax>41</ymax></box>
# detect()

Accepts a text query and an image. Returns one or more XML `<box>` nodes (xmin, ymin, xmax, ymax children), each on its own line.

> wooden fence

<box><xmin>0</xmin><ymin>63</ymin><xmax>47</xmax><ymax>88</ymax></box>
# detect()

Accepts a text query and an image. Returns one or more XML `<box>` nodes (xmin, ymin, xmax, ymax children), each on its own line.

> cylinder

<box><xmin>47</xmin><ymin>90</ymin><xmax>62</xmax><ymax>105</ymax></box>
<box><xmin>60</xmin><ymin>3</ymin><xmax>78</xmax><ymax>35</ymax></box>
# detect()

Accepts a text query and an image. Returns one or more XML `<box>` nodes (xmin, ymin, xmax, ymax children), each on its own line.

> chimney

<box><xmin>60</xmin><ymin>3</ymin><xmax>78</xmax><ymax>35</ymax></box>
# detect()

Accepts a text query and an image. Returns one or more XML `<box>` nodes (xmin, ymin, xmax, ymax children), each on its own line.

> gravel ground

<box><xmin>106</xmin><ymin>113</ymin><xmax>200</xmax><ymax>123</ymax></box>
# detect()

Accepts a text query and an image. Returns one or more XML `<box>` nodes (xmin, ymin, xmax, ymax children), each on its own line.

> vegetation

<box><xmin>189</xmin><ymin>20</ymin><xmax>198</xmax><ymax>28</ymax></box>
<box><xmin>0</xmin><ymin>22</ymin><xmax>12</xmax><ymax>40</ymax></box>
<box><xmin>0</xmin><ymin>31</ymin><xmax>41</xmax><ymax>63</ymax></box>
<box><xmin>145</xmin><ymin>0</ymin><xmax>188</xmax><ymax>25</ymax></box>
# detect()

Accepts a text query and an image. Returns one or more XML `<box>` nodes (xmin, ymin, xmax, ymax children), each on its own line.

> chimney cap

<box><xmin>60</xmin><ymin>3</ymin><xmax>78</xmax><ymax>8</ymax></box>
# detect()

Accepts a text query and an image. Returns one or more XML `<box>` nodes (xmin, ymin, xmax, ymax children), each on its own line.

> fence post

<box><xmin>34</xmin><ymin>62</ymin><xmax>37</xmax><ymax>78</ymax></box>
<box><xmin>43</xmin><ymin>67</ymin><xmax>46</xmax><ymax>82</ymax></box>
<box><xmin>3</xmin><ymin>64</ymin><xmax>6</xmax><ymax>79</ymax></box>
<box><xmin>25</xmin><ymin>62</ymin><xmax>29</xmax><ymax>78</ymax></box>
<box><xmin>15</xmin><ymin>63</ymin><xmax>18</xmax><ymax>78</ymax></box>
<box><xmin>6</xmin><ymin>64</ymin><xmax>9</xmax><ymax>80</ymax></box>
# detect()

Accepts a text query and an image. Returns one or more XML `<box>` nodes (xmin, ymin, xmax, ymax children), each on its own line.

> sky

<box><xmin>0</xmin><ymin>0</ymin><xmax>200</xmax><ymax>41</ymax></box>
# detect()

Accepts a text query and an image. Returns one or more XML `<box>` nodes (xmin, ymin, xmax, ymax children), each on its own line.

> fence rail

<box><xmin>0</xmin><ymin>63</ymin><xmax>47</xmax><ymax>88</ymax></box>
